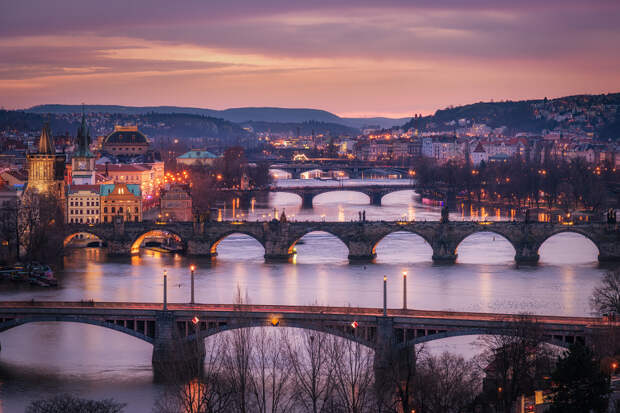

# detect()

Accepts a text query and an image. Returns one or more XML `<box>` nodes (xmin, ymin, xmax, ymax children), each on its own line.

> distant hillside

<box><xmin>401</xmin><ymin>93</ymin><xmax>620</xmax><ymax>139</ymax></box>
<box><xmin>241</xmin><ymin>120</ymin><xmax>359</xmax><ymax>136</ymax></box>
<box><xmin>0</xmin><ymin>110</ymin><xmax>78</xmax><ymax>134</ymax></box>
<box><xmin>0</xmin><ymin>110</ymin><xmax>250</xmax><ymax>141</ymax></box>
<box><xmin>26</xmin><ymin>105</ymin><xmax>406</xmax><ymax>129</ymax></box>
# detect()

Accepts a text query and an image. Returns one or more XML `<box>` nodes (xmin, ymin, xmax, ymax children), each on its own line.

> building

<box><xmin>102</xmin><ymin>125</ymin><xmax>149</xmax><ymax>156</ymax></box>
<box><xmin>160</xmin><ymin>184</ymin><xmax>192</xmax><ymax>222</ymax></box>
<box><xmin>71</xmin><ymin>113</ymin><xmax>96</xmax><ymax>185</ymax></box>
<box><xmin>176</xmin><ymin>149</ymin><xmax>219</xmax><ymax>167</ymax></box>
<box><xmin>471</xmin><ymin>142</ymin><xmax>488</xmax><ymax>165</ymax></box>
<box><xmin>25</xmin><ymin>124</ymin><xmax>66</xmax><ymax>199</ymax></box>
<box><xmin>66</xmin><ymin>185</ymin><xmax>100</xmax><ymax>224</ymax></box>
<box><xmin>100</xmin><ymin>183</ymin><xmax>142</xmax><ymax>223</ymax></box>
<box><xmin>95</xmin><ymin>162</ymin><xmax>164</xmax><ymax>202</ymax></box>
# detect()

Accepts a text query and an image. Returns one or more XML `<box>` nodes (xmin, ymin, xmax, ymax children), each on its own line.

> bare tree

<box><xmin>153</xmin><ymin>335</ymin><xmax>233</xmax><ymax>413</ymax></box>
<box><xmin>591</xmin><ymin>268</ymin><xmax>620</xmax><ymax>316</ymax></box>
<box><xmin>376</xmin><ymin>344</ymin><xmax>424</xmax><ymax>413</ymax></box>
<box><xmin>26</xmin><ymin>394</ymin><xmax>125</xmax><ymax>413</ymax></box>
<box><xmin>328</xmin><ymin>336</ymin><xmax>377</xmax><ymax>413</ymax></box>
<box><xmin>412</xmin><ymin>352</ymin><xmax>481</xmax><ymax>413</ymax></box>
<box><xmin>284</xmin><ymin>329</ymin><xmax>335</xmax><ymax>413</ymax></box>
<box><xmin>249</xmin><ymin>328</ymin><xmax>293</xmax><ymax>413</ymax></box>
<box><xmin>475</xmin><ymin>314</ymin><xmax>556</xmax><ymax>413</ymax></box>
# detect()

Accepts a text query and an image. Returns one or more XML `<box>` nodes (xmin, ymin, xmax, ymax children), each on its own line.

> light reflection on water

<box><xmin>0</xmin><ymin>188</ymin><xmax>613</xmax><ymax>412</ymax></box>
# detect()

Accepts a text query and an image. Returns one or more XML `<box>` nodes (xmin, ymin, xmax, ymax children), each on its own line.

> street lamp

<box><xmin>402</xmin><ymin>271</ymin><xmax>407</xmax><ymax>310</ymax></box>
<box><xmin>163</xmin><ymin>269</ymin><xmax>168</xmax><ymax>311</ymax></box>
<box><xmin>190</xmin><ymin>265</ymin><xmax>196</xmax><ymax>304</ymax></box>
<box><xmin>383</xmin><ymin>275</ymin><xmax>387</xmax><ymax>317</ymax></box>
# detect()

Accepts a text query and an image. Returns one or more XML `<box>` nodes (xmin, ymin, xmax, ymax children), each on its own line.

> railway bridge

<box><xmin>63</xmin><ymin>219</ymin><xmax>620</xmax><ymax>264</ymax></box>
<box><xmin>0</xmin><ymin>300</ymin><xmax>612</xmax><ymax>378</ymax></box>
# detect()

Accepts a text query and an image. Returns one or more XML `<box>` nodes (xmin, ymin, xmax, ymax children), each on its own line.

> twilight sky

<box><xmin>1</xmin><ymin>0</ymin><xmax>620</xmax><ymax>117</ymax></box>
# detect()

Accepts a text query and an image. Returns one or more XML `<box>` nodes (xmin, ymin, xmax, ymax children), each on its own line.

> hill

<box><xmin>401</xmin><ymin>93</ymin><xmax>620</xmax><ymax>139</ymax></box>
<box><xmin>26</xmin><ymin>105</ymin><xmax>407</xmax><ymax>129</ymax></box>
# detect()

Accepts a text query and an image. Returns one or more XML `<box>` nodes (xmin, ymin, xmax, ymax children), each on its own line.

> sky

<box><xmin>1</xmin><ymin>0</ymin><xmax>620</xmax><ymax>118</ymax></box>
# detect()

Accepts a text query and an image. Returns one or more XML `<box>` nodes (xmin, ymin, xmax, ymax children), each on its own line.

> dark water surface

<box><xmin>0</xmin><ymin>184</ymin><xmax>612</xmax><ymax>412</ymax></box>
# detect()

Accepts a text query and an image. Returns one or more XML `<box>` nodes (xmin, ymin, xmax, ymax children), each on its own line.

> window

<box><xmin>104</xmin><ymin>207</ymin><xmax>108</xmax><ymax>213</ymax></box>
<box><xmin>80</xmin><ymin>202</ymin><xmax>83</xmax><ymax>206</ymax></box>
<box><xmin>111</xmin><ymin>207</ymin><xmax>115</xmax><ymax>213</ymax></box>
<box><xmin>70</xmin><ymin>202</ymin><xmax>74</xmax><ymax>206</ymax></box>
<box><xmin>118</xmin><ymin>207</ymin><xmax>123</xmax><ymax>213</ymax></box>
<box><xmin>135</xmin><ymin>207</ymin><xmax>139</xmax><ymax>213</ymax></box>
<box><xmin>104</xmin><ymin>216</ymin><xmax>108</xmax><ymax>223</ymax></box>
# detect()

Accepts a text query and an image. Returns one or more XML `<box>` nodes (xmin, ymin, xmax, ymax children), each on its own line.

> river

<box><xmin>0</xmin><ymin>180</ymin><xmax>614</xmax><ymax>411</ymax></box>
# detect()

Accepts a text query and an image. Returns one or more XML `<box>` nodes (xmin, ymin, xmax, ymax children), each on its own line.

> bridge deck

<box><xmin>0</xmin><ymin>301</ymin><xmax>610</xmax><ymax>327</ymax></box>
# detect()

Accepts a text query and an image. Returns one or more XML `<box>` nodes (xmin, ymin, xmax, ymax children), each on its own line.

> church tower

<box><xmin>71</xmin><ymin>111</ymin><xmax>96</xmax><ymax>185</ymax></box>
<box><xmin>26</xmin><ymin>123</ymin><xmax>66</xmax><ymax>199</ymax></box>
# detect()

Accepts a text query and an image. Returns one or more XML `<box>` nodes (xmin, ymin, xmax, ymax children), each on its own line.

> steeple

<box><xmin>75</xmin><ymin>107</ymin><xmax>93</xmax><ymax>157</ymax></box>
<box><xmin>37</xmin><ymin>123</ymin><xmax>55</xmax><ymax>155</ymax></box>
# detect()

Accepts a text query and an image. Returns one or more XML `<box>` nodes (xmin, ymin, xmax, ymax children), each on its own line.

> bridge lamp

<box><xmin>190</xmin><ymin>265</ymin><xmax>196</xmax><ymax>305</ymax></box>
<box><xmin>271</xmin><ymin>317</ymin><xmax>280</xmax><ymax>326</ymax></box>
<box><xmin>192</xmin><ymin>315</ymin><xmax>200</xmax><ymax>325</ymax></box>
<box><xmin>402</xmin><ymin>271</ymin><xmax>407</xmax><ymax>310</ymax></box>
<box><xmin>612</xmin><ymin>361</ymin><xmax>618</xmax><ymax>372</ymax></box>
<box><xmin>351</xmin><ymin>321</ymin><xmax>359</xmax><ymax>329</ymax></box>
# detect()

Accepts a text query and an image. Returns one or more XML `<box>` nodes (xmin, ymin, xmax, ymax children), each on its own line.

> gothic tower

<box><xmin>26</xmin><ymin>123</ymin><xmax>66</xmax><ymax>199</ymax></box>
<box><xmin>71</xmin><ymin>111</ymin><xmax>96</xmax><ymax>185</ymax></box>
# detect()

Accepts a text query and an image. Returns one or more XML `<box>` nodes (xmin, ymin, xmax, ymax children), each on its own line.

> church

<box><xmin>25</xmin><ymin>123</ymin><xmax>66</xmax><ymax>200</ymax></box>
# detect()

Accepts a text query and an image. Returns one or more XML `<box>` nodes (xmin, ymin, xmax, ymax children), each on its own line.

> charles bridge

<box><xmin>64</xmin><ymin>217</ymin><xmax>620</xmax><ymax>263</ymax></box>
<box><xmin>0</xmin><ymin>300</ymin><xmax>613</xmax><ymax>378</ymax></box>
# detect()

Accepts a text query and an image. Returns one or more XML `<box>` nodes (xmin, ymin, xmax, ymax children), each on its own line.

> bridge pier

<box><xmin>106</xmin><ymin>240</ymin><xmax>132</xmax><ymax>256</ymax></box>
<box><xmin>598</xmin><ymin>239</ymin><xmax>620</xmax><ymax>262</ymax></box>
<box><xmin>347</xmin><ymin>239</ymin><xmax>376</xmax><ymax>262</ymax></box>
<box><xmin>301</xmin><ymin>193</ymin><xmax>314</xmax><ymax>209</ymax></box>
<box><xmin>152</xmin><ymin>312</ymin><xmax>206</xmax><ymax>380</ymax></box>
<box><xmin>186</xmin><ymin>239</ymin><xmax>214</xmax><ymax>257</ymax></box>
<box><xmin>369</xmin><ymin>193</ymin><xmax>383</xmax><ymax>206</ymax></box>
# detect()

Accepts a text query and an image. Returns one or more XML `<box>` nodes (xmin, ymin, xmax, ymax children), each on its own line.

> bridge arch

<box><xmin>536</xmin><ymin>229</ymin><xmax>600</xmax><ymax>263</ymax></box>
<box><xmin>63</xmin><ymin>231</ymin><xmax>105</xmax><ymax>248</ymax></box>
<box><xmin>0</xmin><ymin>316</ymin><xmax>154</xmax><ymax>344</ymax></box>
<box><xmin>455</xmin><ymin>230</ymin><xmax>517</xmax><ymax>264</ymax></box>
<box><xmin>209</xmin><ymin>231</ymin><xmax>266</xmax><ymax>256</ymax></box>
<box><xmin>130</xmin><ymin>229</ymin><xmax>186</xmax><ymax>255</ymax></box>
<box><xmin>408</xmin><ymin>328</ymin><xmax>575</xmax><ymax>349</ymax></box>
<box><xmin>312</xmin><ymin>190</ymin><xmax>371</xmax><ymax>207</ymax></box>
<box><xmin>287</xmin><ymin>230</ymin><xmax>350</xmax><ymax>261</ymax></box>
<box><xmin>188</xmin><ymin>321</ymin><xmax>375</xmax><ymax>349</ymax></box>
<box><xmin>379</xmin><ymin>189</ymin><xmax>417</xmax><ymax>205</ymax></box>
<box><xmin>372</xmin><ymin>230</ymin><xmax>433</xmax><ymax>262</ymax></box>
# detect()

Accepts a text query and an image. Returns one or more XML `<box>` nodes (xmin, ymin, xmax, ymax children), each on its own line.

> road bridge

<box><xmin>0</xmin><ymin>301</ymin><xmax>611</xmax><ymax>378</ymax></box>
<box><xmin>268</xmin><ymin>161</ymin><xmax>410</xmax><ymax>179</ymax></box>
<box><xmin>221</xmin><ymin>182</ymin><xmax>416</xmax><ymax>208</ymax></box>
<box><xmin>63</xmin><ymin>219</ymin><xmax>620</xmax><ymax>264</ymax></box>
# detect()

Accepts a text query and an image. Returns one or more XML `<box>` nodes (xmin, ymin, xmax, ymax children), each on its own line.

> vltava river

<box><xmin>0</xmin><ymin>182</ymin><xmax>613</xmax><ymax>412</ymax></box>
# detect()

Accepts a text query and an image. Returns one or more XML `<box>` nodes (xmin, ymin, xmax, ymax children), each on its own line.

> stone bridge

<box><xmin>223</xmin><ymin>183</ymin><xmax>416</xmax><ymax>208</ymax></box>
<box><xmin>0</xmin><ymin>301</ymin><xmax>612</xmax><ymax>378</ymax></box>
<box><xmin>63</xmin><ymin>219</ymin><xmax>620</xmax><ymax>264</ymax></box>
<box><xmin>268</xmin><ymin>161</ymin><xmax>409</xmax><ymax>179</ymax></box>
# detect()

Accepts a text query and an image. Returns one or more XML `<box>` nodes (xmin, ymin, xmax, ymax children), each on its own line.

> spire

<box><xmin>75</xmin><ymin>106</ymin><xmax>93</xmax><ymax>157</ymax></box>
<box><xmin>37</xmin><ymin>123</ymin><xmax>55</xmax><ymax>154</ymax></box>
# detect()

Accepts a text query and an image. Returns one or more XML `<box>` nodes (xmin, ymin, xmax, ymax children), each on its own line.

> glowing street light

<box><xmin>402</xmin><ymin>271</ymin><xmax>408</xmax><ymax>310</ymax></box>
<box><xmin>190</xmin><ymin>265</ymin><xmax>196</xmax><ymax>305</ymax></box>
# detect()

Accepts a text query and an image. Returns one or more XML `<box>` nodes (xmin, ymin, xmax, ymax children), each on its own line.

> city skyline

<box><xmin>2</xmin><ymin>0</ymin><xmax>620</xmax><ymax>117</ymax></box>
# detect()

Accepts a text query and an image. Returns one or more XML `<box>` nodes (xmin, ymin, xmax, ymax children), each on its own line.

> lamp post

<box><xmin>163</xmin><ymin>269</ymin><xmax>168</xmax><ymax>311</ymax></box>
<box><xmin>383</xmin><ymin>275</ymin><xmax>387</xmax><ymax>317</ymax></box>
<box><xmin>190</xmin><ymin>265</ymin><xmax>195</xmax><ymax>305</ymax></box>
<box><xmin>402</xmin><ymin>271</ymin><xmax>407</xmax><ymax>310</ymax></box>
